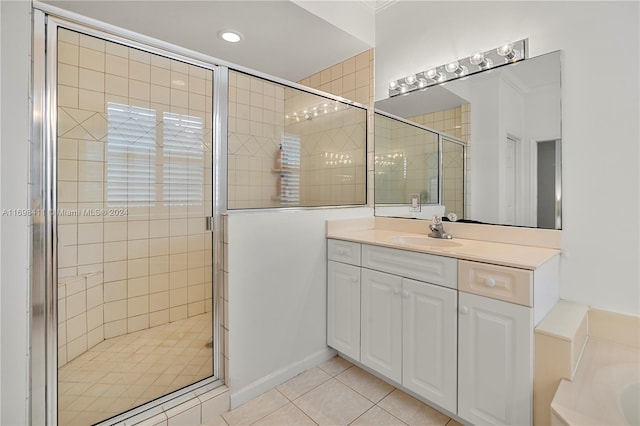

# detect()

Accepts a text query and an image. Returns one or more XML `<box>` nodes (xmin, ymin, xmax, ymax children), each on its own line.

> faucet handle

<box><xmin>431</xmin><ymin>214</ymin><xmax>442</xmax><ymax>225</ymax></box>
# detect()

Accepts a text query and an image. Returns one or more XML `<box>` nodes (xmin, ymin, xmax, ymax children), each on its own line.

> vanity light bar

<box><xmin>388</xmin><ymin>39</ymin><xmax>528</xmax><ymax>97</ymax></box>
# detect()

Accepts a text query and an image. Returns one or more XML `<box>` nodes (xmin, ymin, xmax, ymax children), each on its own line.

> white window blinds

<box><xmin>280</xmin><ymin>134</ymin><xmax>301</xmax><ymax>204</ymax></box>
<box><xmin>106</xmin><ymin>103</ymin><xmax>157</xmax><ymax>207</ymax></box>
<box><xmin>162</xmin><ymin>112</ymin><xmax>205</xmax><ymax>206</ymax></box>
<box><xmin>107</xmin><ymin>103</ymin><xmax>205</xmax><ymax>207</ymax></box>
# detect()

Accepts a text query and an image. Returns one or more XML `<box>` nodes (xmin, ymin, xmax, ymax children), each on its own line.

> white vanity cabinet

<box><xmin>328</xmin><ymin>240</ymin><xmax>458</xmax><ymax>413</ymax></box>
<box><xmin>327</xmin><ymin>240</ymin><xmax>362</xmax><ymax>361</ymax></box>
<box><xmin>457</xmin><ymin>258</ymin><xmax>558</xmax><ymax>426</ymax></box>
<box><xmin>326</xmin><ymin>237</ymin><xmax>559</xmax><ymax>426</ymax></box>
<box><xmin>458</xmin><ymin>292</ymin><xmax>532</xmax><ymax>426</ymax></box>
<box><xmin>360</xmin><ymin>268</ymin><xmax>403</xmax><ymax>382</ymax></box>
<box><xmin>359</xmin><ymin>268</ymin><xmax>457</xmax><ymax>413</ymax></box>
<box><xmin>402</xmin><ymin>277</ymin><xmax>457</xmax><ymax>412</ymax></box>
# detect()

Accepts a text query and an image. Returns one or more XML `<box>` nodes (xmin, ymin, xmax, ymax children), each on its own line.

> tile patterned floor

<box><xmin>58</xmin><ymin>313</ymin><xmax>213</xmax><ymax>426</ymax></box>
<box><xmin>217</xmin><ymin>356</ymin><xmax>463</xmax><ymax>426</ymax></box>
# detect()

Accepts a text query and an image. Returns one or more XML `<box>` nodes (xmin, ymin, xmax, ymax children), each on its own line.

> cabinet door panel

<box><xmin>458</xmin><ymin>292</ymin><xmax>532</xmax><ymax>426</ymax></box>
<box><xmin>402</xmin><ymin>278</ymin><xmax>457</xmax><ymax>413</ymax></box>
<box><xmin>361</xmin><ymin>268</ymin><xmax>402</xmax><ymax>382</ymax></box>
<box><xmin>327</xmin><ymin>261</ymin><xmax>361</xmax><ymax>360</ymax></box>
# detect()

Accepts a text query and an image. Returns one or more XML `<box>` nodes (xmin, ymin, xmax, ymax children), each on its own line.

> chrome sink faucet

<box><xmin>429</xmin><ymin>215</ymin><xmax>452</xmax><ymax>239</ymax></box>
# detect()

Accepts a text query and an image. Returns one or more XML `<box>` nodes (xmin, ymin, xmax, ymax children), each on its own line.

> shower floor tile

<box><xmin>58</xmin><ymin>313</ymin><xmax>213</xmax><ymax>426</ymax></box>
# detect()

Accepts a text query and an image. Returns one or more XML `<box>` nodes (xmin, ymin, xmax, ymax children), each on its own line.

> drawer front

<box><xmin>361</xmin><ymin>245</ymin><xmax>457</xmax><ymax>289</ymax></box>
<box><xmin>458</xmin><ymin>260</ymin><xmax>532</xmax><ymax>306</ymax></box>
<box><xmin>328</xmin><ymin>239</ymin><xmax>361</xmax><ymax>266</ymax></box>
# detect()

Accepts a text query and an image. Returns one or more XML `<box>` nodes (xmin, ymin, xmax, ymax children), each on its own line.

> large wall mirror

<box><xmin>375</xmin><ymin>50</ymin><xmax>562</xmax><ymax>229</ymax></box>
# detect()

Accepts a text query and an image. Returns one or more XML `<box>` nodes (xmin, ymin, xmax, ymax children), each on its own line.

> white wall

<box><xmin>226</xmin><ymin>207</ymin><xmax>371</xmax><ymax>407</ymax></box>
<box><xmin>470</xmin><ymin>75</ymin><xmax>500</xmax><ymax>222</ymax></box>
<box><xmin>376</xmin><ymin>1</ymin><xmax>640</xmax><ymax>315</ymax></box>
<box><xmin>0</xmin><ymin>1</ymin><xmax>31</xmax><ymax>424</ymax></box>
<box><xmin>291</xmin><ymin>0</ymin><xmax>376</xmax><ymax>46</ymax></box>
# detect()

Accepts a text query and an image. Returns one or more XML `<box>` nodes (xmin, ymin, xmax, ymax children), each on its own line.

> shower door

<box><xmin>53</xmin><ymin>25</ymin><xmax>217</xmax><ymax>425</ymax></box>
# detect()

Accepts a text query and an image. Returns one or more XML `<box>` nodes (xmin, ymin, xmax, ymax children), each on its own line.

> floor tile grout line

<box><xmin>277</xmin><ymin>370</ymin><xmax>333</xmax><ymax>403</ymax></box>
<box><xmin>332</xmin><ymin>367</ymin><xmax>397</xmax><ymax>405</ymax></box>
<box><xmin>347</xmin><ymin>404</ymin><xmax>409</xmax><ymax>426</ymax></box>
<box><xmin>231</xmin><ymin>388</ymin><xmax>289</xmax><ymax>426</ymax></box>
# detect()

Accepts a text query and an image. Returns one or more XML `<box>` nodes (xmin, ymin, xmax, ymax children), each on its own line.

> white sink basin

<box><xmin>389</xmin><ymin>235</ymin><xmax>463</xmax><ymax>248</ymax></box>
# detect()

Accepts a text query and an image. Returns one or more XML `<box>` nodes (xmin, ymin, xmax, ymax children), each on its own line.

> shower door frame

<box><xmin>31</xmin><ymin>6</ymin><xmax>227</xmax><ymax>425</ymax></box>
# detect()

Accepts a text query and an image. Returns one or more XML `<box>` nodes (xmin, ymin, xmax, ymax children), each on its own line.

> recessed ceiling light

<box><xmin>219</xmin><ymin>31</ymin><xmax>242</xmax><ymax>43</ymax></box>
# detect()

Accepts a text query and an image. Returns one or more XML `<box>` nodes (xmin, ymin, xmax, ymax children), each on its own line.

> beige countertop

<box><xmin>327</xmin><ymin>228</ymin><xmax>560</xmax><ymax>270</ymax></box>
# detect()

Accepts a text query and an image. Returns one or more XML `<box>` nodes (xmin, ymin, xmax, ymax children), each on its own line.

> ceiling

<box><xmin>41</xmin><ymin>0</ymin><xmax>374</xmax><ymax>82</ymax></box>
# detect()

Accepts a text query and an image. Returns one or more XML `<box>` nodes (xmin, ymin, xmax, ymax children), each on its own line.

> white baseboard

<box><xmin>229</xmin><ymin>347</ymin><xmax>337</xmax><ymax>408</ymax></box>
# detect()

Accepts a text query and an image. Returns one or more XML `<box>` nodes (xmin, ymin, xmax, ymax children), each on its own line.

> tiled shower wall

<box><xmin>227</xmin><ymin>64</ymin><xmax>369</xmax><ymax>209</ymax></box>
<box><xmin>56</xmin><ymin>28</ymin><xmax>213</xmax><ymax>341</ymax></box>
<box><xmin>283</xmin><ymin>90</ymin><xmax>367</xmax><ymax>206</ymax></box>
<box><xmin>227</xmin><ymin>71</ymin><xmax>285</xmax><ymax>209</ymax></box>
<box><xmin>58</xmin><ymin>272</ymin><xmax>104</xmax><ymax>366</ymax></box>
<box><xmin>298</xmin><ymin>49</ymin><xmax>375</xmax><ymax>205</ymax></box>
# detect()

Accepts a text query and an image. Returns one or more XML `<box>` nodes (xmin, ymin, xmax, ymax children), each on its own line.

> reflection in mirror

<box><xmin>374</xmin><ymin>114</ymin><xmax>439</xmax><ymax>206</ymax></box>
<box><xmin>442</xmin><ymin>137</ymin><xmax>465</xmax><ymax>220</ymax></box>
<box><xmin>375</xmin><ymin>51</ymin><xmax>562</xmax><ymax>229</ymax></box>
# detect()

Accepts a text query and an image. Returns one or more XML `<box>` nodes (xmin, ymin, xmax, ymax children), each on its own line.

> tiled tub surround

<box><xmin>56</xmin><ymin>28</ymin><xmax>214</xmax><ymax>339</ymax></box>
<box><xmin>326</xmin><ymin>216</ymin><xmax>561</xmax><ymax>425</ymax></box>
<box><xmin>58</xmin><ymin>272</ymin><xmax>105</xmax><ymax>367</ymax></box>
<box><xmin>227</xmin><ymin>71</ymin><xmax>367</xmax><ymax>209</ymax></box>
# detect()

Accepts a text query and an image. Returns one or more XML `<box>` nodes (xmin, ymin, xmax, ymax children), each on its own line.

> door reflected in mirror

<box><xmin>375</xmin><ymin>50</ymin><xmax>562</xmax><ymax>229</ymax></box>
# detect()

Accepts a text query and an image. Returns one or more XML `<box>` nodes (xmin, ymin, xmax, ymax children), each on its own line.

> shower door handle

<box><xmin>205</xmin><ymin>216</ymin><xmax>215</xmax><ymax>232</ymax></box>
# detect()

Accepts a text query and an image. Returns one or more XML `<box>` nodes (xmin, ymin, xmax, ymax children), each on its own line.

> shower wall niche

<box><xmin>227</xmin><ymin>70</ymin><xmax>366</xmax><ymax>209</ymax></box>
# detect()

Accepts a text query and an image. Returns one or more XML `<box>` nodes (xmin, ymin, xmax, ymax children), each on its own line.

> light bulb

<box><xmin>497</xmin><ymin>42</ymin><xmax>521</xmax><ymax>62</ymax></box>
<box><xmin>470</xmin><ymin>51</ymin><xmax>485</xmax><ymax>65</ymax></box>
<box><xmin>405</xmin><ymin>74</ymin><xmax>417</xmax><ymax>85</ymax></box>
<box><xmin>425</xmin><ymin>69</ymin><xmax>445</xmax><ymax>82</ymax></box>
<box><xmin>399</xmin><ymin>84</ymin><xmax>408</xmax><ymax>94</ymax></box>
<box><xmin>417</xmin><ymin>78</ymin><xmax>428</xmax><ymax>89</ymax></box>
<box><xmin>445</xmin><ymin>61</ymin><xmax>468</xmax><ymax>77</ymax></box>
<box><xmin>445</xmin><ymin>61</ymin><xmax>460</xmax><ymax>73</ymax></box>
<box><xmin>497</xmin><ymin>43</ymin><xmax>514</xmax><ymax>57</ymax></box>
<box><xmin>470</xmin><ymin>51</ymin><xmax>493</xmax><ymax>69</ymax></box>
<box><xmin>389</xmin><ymin>80</ymin><xmax>398</xmax><ymax>90</ymax></box>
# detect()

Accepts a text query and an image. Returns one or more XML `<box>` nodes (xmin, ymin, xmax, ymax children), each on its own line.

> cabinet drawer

<box><xmin>328</xmin><ymin>239</ymin><xmax>361</xmax><ymax>266</ymax></box>
<box><xmin>361</xmin><ymin>245</ymin><xmax>457</xmax><ymax>289</ymax></box>
<box><xmin>458</xmin><ymin>260</ymin><xmax>532</xmax><ymax>306</ymax></box>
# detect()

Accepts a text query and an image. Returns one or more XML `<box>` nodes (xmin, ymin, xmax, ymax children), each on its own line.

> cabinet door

<box><xmin>361</xmin><ymin>269</ymin><xmax>402</xmax><ymax>383</ymax></box>
<box><xmin>402</xmin><ymin>278</ymin><xmax>457</xmax><ymax>413</ymax></box>
<box><xmin>458</xmin><ymin>292</ymin><xmax>533</xmax><ymax>426</ymax></box>
<box><xmin>327</xmin><ymin>261</ymin><xmax>361</xmax><ymax>360</ymax></box>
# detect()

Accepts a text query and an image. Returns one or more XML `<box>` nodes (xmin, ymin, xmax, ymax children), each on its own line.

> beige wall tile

<box><xmin>79</xmin><ymin>47</ymin><xmax>105</xmax><ymax>72</ymax></box>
